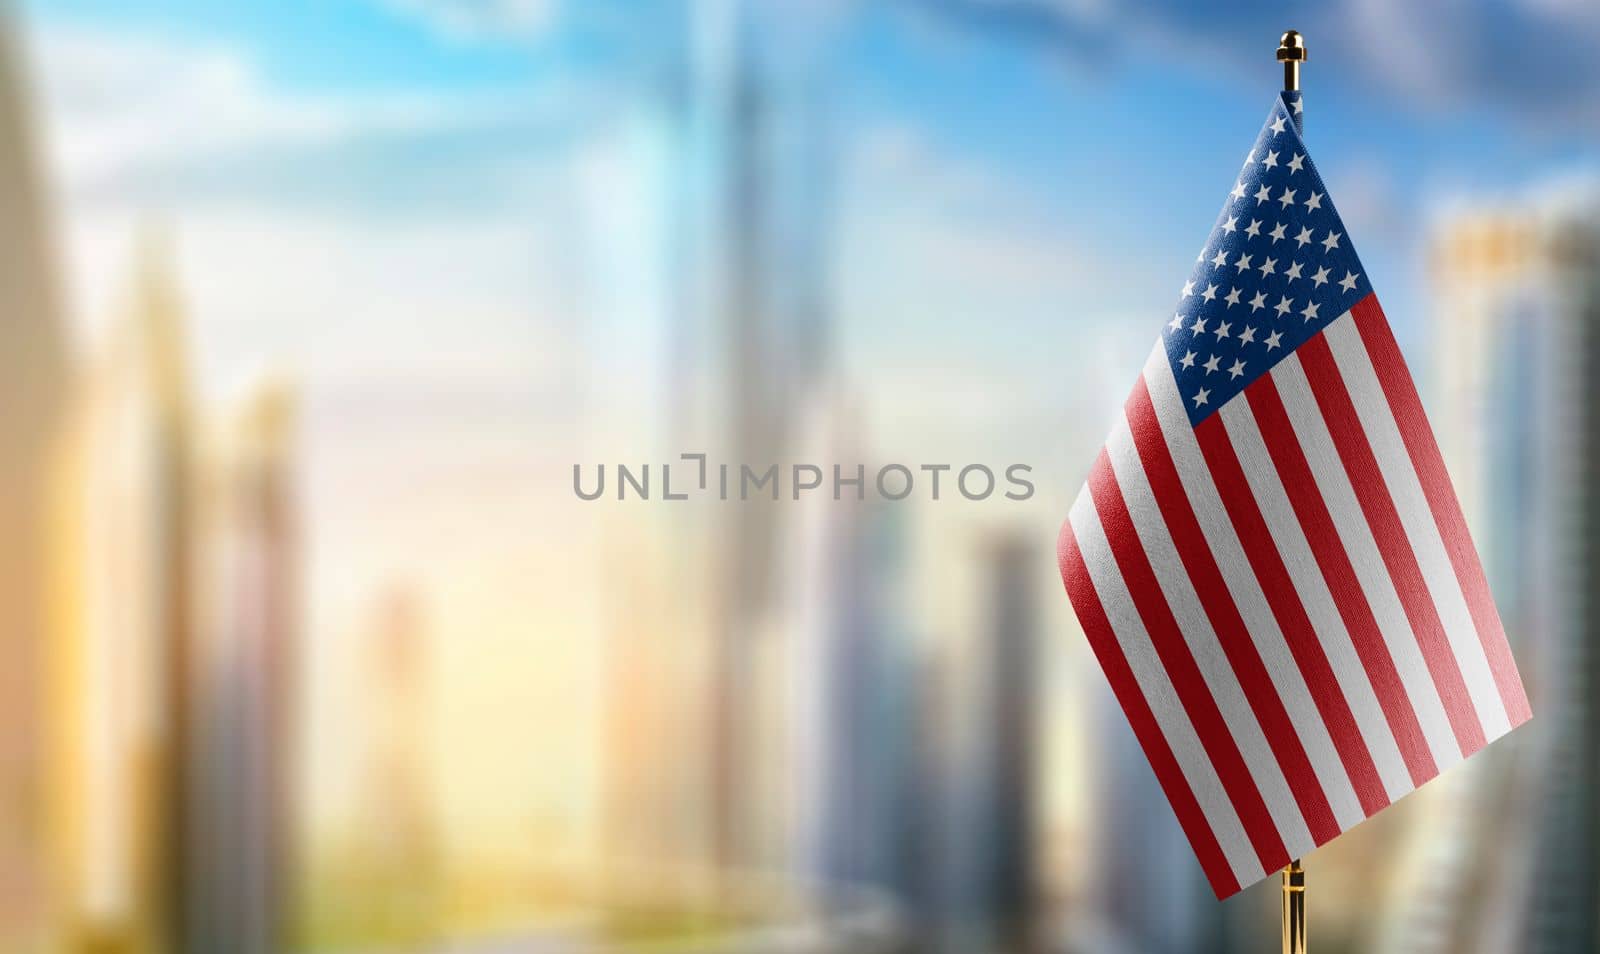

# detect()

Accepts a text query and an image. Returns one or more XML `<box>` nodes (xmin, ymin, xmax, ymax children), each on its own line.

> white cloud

<box><xmin>17</xmin><ymin>19</ymin><xmax>603</xmax><ymax>420</ymax></box>
<box><xmin>378</xmin><ymin>0</ymin><xmax>560</xmax><ymax>41</ymax></box>
<box><xmin>34</xmin><ymin>25</ymin><xmax>350</xmax><ymax>186</ymax></box>
<box><xmin>25</xmin><ymin>22</ymin><xmax>582</xmax><ymax>203</ymax></box>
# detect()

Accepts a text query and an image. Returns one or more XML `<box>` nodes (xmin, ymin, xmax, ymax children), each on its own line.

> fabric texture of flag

<box><xmin>1057</xmin><ymin>91</ymin><xmax>1532</xmax><ymax>898</ymax></box>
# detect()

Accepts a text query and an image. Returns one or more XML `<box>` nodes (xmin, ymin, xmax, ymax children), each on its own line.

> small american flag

<box><xmin>1058</xmin><ymin>91</ymin><xmax>1532</xmax><ymax>898</ymax></box>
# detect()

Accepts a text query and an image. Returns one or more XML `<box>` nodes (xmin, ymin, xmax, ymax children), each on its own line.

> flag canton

<box><xmin>1163</xmin><ymin>91</ymin><xmax>1370</xmax><ymax>426</ymax></box>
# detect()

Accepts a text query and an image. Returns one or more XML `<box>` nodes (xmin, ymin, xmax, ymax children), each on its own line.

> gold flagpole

<box><xmin>1273</xmin><ymin>33</ymin><xmax>1310</xmax><ymax>953</ymax></box>
<box><xmin>1282</xmin><ymin>858</ymin><xmax>1306</xmax><ymax>954</ymax></box>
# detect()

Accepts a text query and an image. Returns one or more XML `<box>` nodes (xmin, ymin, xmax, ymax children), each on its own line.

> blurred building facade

<box><xmin>945</xmin><ymin>533</ymin><xmax>1040</xmax><ymax>953</ymax></box>
<box><xmin>584</xmin><ymin>3</ymin><xmax>1062</xmax><ymax>948</ymax></box>
<box><xmin>351</xmin><ymin>586</ymin><xmax>441</xmax><ymax>947</ymax></box>
<box><xmin>774</xmin><ymin>395</ymin><xmax>929</xmax><ymax>910</ymax></box>
<box><xmin>1381</xmin><ymin>184</ymin><xmax>1600</xmax><ymax>953</ymax></box>
<box><xmin>186</xmin><ymin>381</ymin><xmax>299</xmax><ymax>954</ymax></box>
<box><xmin>0</xmin><ymin>16</ymin><xmax>73</xmax><ymax>953</ymax></box>
<box><xmin>0</xmin><ymin>11</ymin><xmax>310</xmax><ymax>943</ymax></box>
<box><xmin>688</xmin><ymin>0</ymin><xmax>842</xmax><ymax>874</ymax></box>
<box><xmin>57</xmin><ymin>238</ymin><xmax>196</xmax><ymax>954</ymax></box>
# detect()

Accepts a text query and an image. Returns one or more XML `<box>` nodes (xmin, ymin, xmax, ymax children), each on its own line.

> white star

<box><xmin>1284</xmin><ymin>260</ymin><xmax>1304</xmax><ymax>282</ymax></box>
<box><xmin>1193</xmin><ymin>387</ymin><xmax>1211</xmax><ymax>408</ymax></box>
<box><xmin>1245</xmin><ymin>218</ymin><xmax>1263</xmax><ymax>238</ymax></box>
<box><xmin>1321</xmin><ymin>230</ymin><xmax>1342</xmax><ymax>252</ymax></box>
<box><xmin>1169</xmin><ymin>313</ymin><xmax>1185</xmax><ymax>332</ymax></box>
<box><xmin>1269</xmin><ymin>221</ymin><xmax>1287</xmax><ymax>243</ymax></box>
<box><xmin>1243</xmin><ymin>147</ymin><xmax>1255</xmax><ymax>166</ymax></box>
<box><xmin>1234</xmin><ymin>253</ymin><xmax>1253</xmax><ymax>271</ymax></box>
<box><xmin>1254</xmin><ymin>183</ymin><xmax>1273</xmax><ymax>204</ymax></box>
<box><xmin>1292</xmin><ymin>98</ymin><xmax>1304</xmax><ymax>115</ymax></box>
<box><xmin>1301</xmin><ymin>301</ymin><xmax>1321</xmax><ymax>321</ymax></box>
<box><xmin>1224</xmin><ymin>287</ymin><xmax>1242</xmax><ymax>307</ymax></box>
<box><xmin>1294</xmin><ymin>226</ymin><xmax>1314</xmax><ymax>248</ymax></box>
<box><xmin>1311</xmin><ymin>266</ymin><xmax>1331</xmax><ymax>287</ymax></box>
<box><xmin>1262</xmin><ymin>150</ymin><xmax>1279</xmax><ymax>170</ymax></box>
<box><xmin>1266</xmin><ymin>329</ymin><xmax>1284</xmax><ymax>350</ymax></box>
<box><xmin>1198</xmin><ymin>248</ymin><xmax>1206</xmax><ymax>263</ymax></box>
<box><xmin>1227</xmin><ymin>358</ymin><xmax>1247</xmax><ymax>380</ymax></box>
<box><xmin>1222</xmin><ymin>216</ymin><xmax>1239</xmax><ymax>235</ymax></box>
<box><xmin>1277</xmin><ymin>187</ymin><xmax>1297</xmax><ymax>209</ymax></box>
<box><xmin>1181</xmin><ymin>280</ymin><xmax>1195</xmax><ymax>297</ymax></box>
<box><xmin>1202</xmin><ymin>354</ymin><xmax>1221</xmax><ymax>374</ymax></box>
<box><xmin>1270</xmin><ymin>115</ymin><xmax>1287</xmax><ymax>135</ymax></box>
<box><xmin>1275</xmin><ymin>296</ymin><xmax>1293</xmax><ymax>317</ymax></box>
<box><xmin>1287</xmin><ymin>152</ymin><xmax>1305</xmax><ymax>173</ymax></box>
<box><xmin>1239</xmin><ymin>325</ymin><xmax>1258</xmax><ymax>345</ymax></box>
<box><xmin>1258</xmin><ymin>256</ymin><xmax>1278</xmax><ymax>277</ymax></box>
<box><xmin>1201</xmin><ymin>283</ymin><xmax>1219</xmax><ymax>302</ymax></box>
<box><xmin>1248</xmin><ymin>290</ymin><xmax>1267</xmax><ymax>312</ymax></box>
<box><xmin>1339</xmin><ymin>270</ymin><xmax>1360</xmax><ymax>293</ymax></box>
<box><xmin>1304</xmin><ymin>191</ymin><xmax>1324</xmax><ymax>211</ymax></box>
<box><xmin>1230</xmin><ymin>180</ymin><xmax>1247</xmax><ymax>200</ymax></box>
<box><xmin>1211</xmin><ymin>249</ymin><xmax>1230</xmax><ymax>267</ymax></box>
<box><xmin>1215</xmin><ymin>320</ymin><xmax>1233</xmax><ymax>339</ymax></box>
<box><xmin>1190</xmin><ymin>315</ymin><xmax>1207</xmax><ymax>335</ymax></box>
<box><xmin>1180</xmin><ymin>349</ymin><xmax>1197</xmax><ymax>369</ymax></box>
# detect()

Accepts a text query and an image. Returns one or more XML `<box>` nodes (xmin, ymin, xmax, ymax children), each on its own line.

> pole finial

<box><xmin>1277</xmin><ymin>30</ymin><xmax>1307</xmax><ymax>92</ymax></box>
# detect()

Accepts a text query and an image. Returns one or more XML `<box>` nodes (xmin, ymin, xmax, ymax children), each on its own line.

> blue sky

<box><xmin>25</xmin><ymin>0</ymin><xmax>1600</xmax><ymax>493</ymax></box>
<box><xmin>25</xmin><ymin>0</ymin><xmax>1599</xmax><ymax>280</ymax></box>
<box><xmin>21</xmin><ymin>0</ymin><xmax>1600</xmax><ymax>424</ymax></box>
<box><xmin>19</xmin><ymin>0</ymin><xmax>1600</xmax><ymax>866</ymax></box>
<box><xmin>27</xmin><ymin>0</ymin><xmax>543</xmax><ymax>90</ymax></box>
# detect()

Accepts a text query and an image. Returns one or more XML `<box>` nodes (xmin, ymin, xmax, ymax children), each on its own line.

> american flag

<box><xmin>1057</xmin><ymin>91</ymin><xmax>1532</xmax><ymax>898</ymax></box>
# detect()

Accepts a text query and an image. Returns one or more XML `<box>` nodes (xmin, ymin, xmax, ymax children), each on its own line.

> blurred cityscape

<box><xmin>2</xmin><ymin>1</ymin><xmax>1599</xmax><ymax>953</ymax></box>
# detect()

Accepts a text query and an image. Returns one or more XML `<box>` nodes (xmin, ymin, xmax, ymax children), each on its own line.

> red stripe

<box><xmin>1187</xmin><ymin>406</ymin><xmax>1391</xmax><ymax>818</ymax></box>
<box><xmin>1231</xmin><ymin>378</ymin><xmax>1440</xmax><ymax>785</ymax></box>
<box><xmin>1058</xmin><ymin>519</ymin><xmax>1241</xmax><ymax>898</ymax></box>
<box><xmin>1125</xmin><ymin>379</ymin><xmax>1340</xmax><ymax>841</ymax></box>
<box><xmin>1296</xmin><ymin>335</ymin><xmax>1487</xmax><ymax>755</ymax></box>
<box><xmin>1086</xmin><ymin>450</ymin><xmax>1287</xmax><ymax>872</ymax></box>
<box><xmin>1349</xmin><ymin>295</ymin><xmax>1531</xmax><ymax>726</ymax></box>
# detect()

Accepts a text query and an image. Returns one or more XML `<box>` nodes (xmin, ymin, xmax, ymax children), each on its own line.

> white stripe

<box><xmin>1105</xmin><ymin>407</ymin><xmax>1315</xmax><ymax>858</ymax></box>
<box><xmin>1216</xmin><ymin>396</ymin><xmax>1416</xmax><ymax>801</ymax></box>
<box><xmin>1269</xmin><ymin>355</ymin><xmax>1463</xmax><ymax>773</ymax></box>
<box><xmin>1322</xmin><ymin>314</ymin><xmax>1512</xmax><ymax>741</ymax></box>
<box><xmin>1069</xmin><ymin>486</ymin><xmax>1262</xmax><ymax>885</ymax></box>
<box><xmin>1142</xmin><ymin>349</ymin><xmax>1365</xmax><ymax>830</ymax></box>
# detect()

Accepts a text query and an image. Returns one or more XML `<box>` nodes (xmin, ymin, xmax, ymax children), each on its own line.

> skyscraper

<box><xmin>673</xmin><ymin>0</ymin><xmax>841</xmax><ymax>870</ymax></box>
<box><xmin>598</xmin><ymin>526</ymin><xmax>714</xmax><ymax>882</ymax></box>
<box><xmin>60</xmin><ymin>234</ymin><xmax>195</xmax><ymax>954</ymax></box>
<box><xmin>352</xmin><ymin>585</ymin><xmax>440</xmax><ymax>947</ymax></box>
<box><xmin>1377</xmin><ymin>185</ymin><xmax>1600</xmax><ymax>953</ymax></box>
<box><xmin>775</xmin><ymin>392</ymin><xmax>919</xmax><ymax>895</ymax></box>
<box><xmin>189</xmin><ymin>380</ymin><xmax>300</xmax><ymax>954</ymax></box>
<box><xmin>971</xmin><ymin>533</ymin><xmax>1039</xmax><ymax>953</ymax></box>
<box><xmin>935</xmin><ymin>532</ymin><xmax>1040</xmax><ymax>954</ymax></box>
<box><xmin>0</xmin><ymin>15</ymin><xmax>73</xmax><ymax>952</ymax></box>
<box><xmin>1082</xmin><ymin>686</ymin><xmax>1210</xmax><ymax>954</ymax></box>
